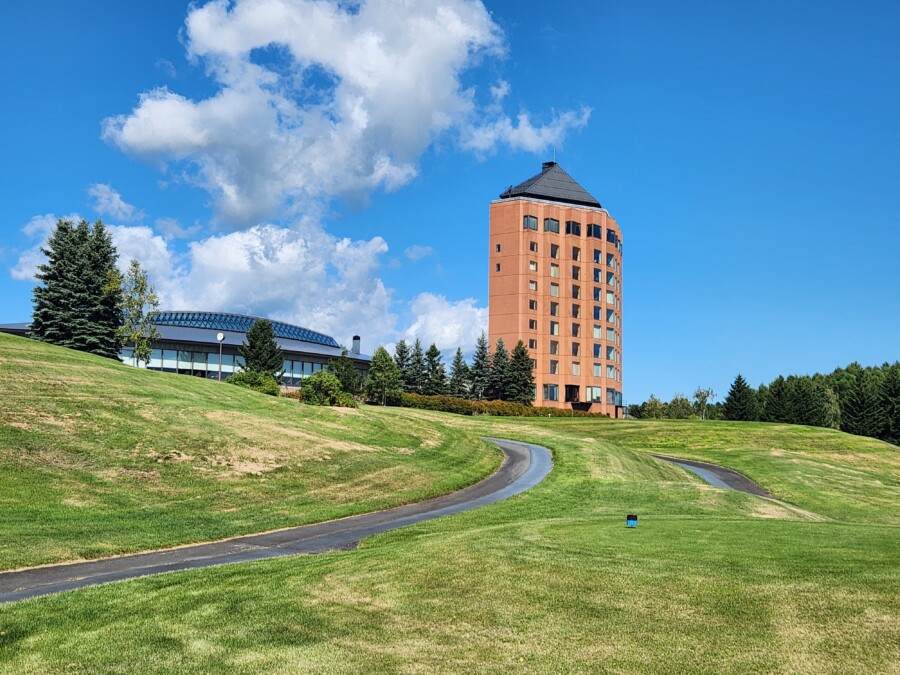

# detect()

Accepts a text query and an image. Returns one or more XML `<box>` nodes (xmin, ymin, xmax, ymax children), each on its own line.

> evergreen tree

<box><xmin>115</xmin><ymin>259</ymin><xmax>161</xmax><ymax>366</ymax></box>
<box><xmin>762</xmin><ymin>375</ymin><xmax>789</xmax><ymax>422</ymax></box>
<box><xmin>817</xmin><ymin>382</ymin><xmax>842</xmax><ymax>430</ymax></box>
<box><xmin>407</xmin><ymin>338</ymin><xmax>427</xmax><ymax>393</ymax></box>
<box><xmin>238</xmin><ymin>319</ymin><xmax>284</xmax><ymax>380</ymax></box>
<box><xmin>393</xmin><ymin>339</ymin><xmax>411</xmax><ymax>390</ymax></box>
<box><xmin>723</xmin><ymin>374</ymin><xmax>758</xmax><ymax>421</ymax></box>
<box><xmin>327</xmin><ymin>348</ymin><xmax>363</xmax><ymax>394</ymax></box>
<box><xmin>879</xmin><ymin>362</ymin><xmax>900</xmax><ymax>445</ymax></box>
<box><xmin>468</xmin><ymin>332</ymin><xmax>491</xmax><ymax>401</ymax></box>
<box><xmin>366</xmin><ymin>346</ymin><xmax>403</xmax><ymax>406</ymax></box>
<box><xmin>507</xmin><ymin>340</ymin><xmax>535</xmax><ymax>405</ymax></box>
<box><xmin>487</xmin><ymin>337</ymin><xmax>510</xmax><ymax>401</ymax></box>
<box><xmin>448</xmin><ymin>348</ymin><xmax>470</xmax><ymax>398</ymax></box>
<box><xmin>842</xmin><ymin>368</ymin><xmax>884</xmax><ymax>437</ymax></box>
<box><xmin>422</xmin><ymin>343</ymin><xmax>447</xmax><ymax>395</ymax></box>
<box><xmin>31</xmin><ymin>218</ymin><xmax>122</xmax><ymax>358</ymax></box>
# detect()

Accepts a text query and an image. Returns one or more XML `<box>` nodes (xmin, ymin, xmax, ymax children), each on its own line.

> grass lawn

<box><xmin>0</xmin><ymin>333</ymin><xmax>500</xmax><ymax>569</ymax></box>
<box><xmin>1</xmin><ymin>336</ymin><xmax>898</xmax><ymax>672</ymax></box>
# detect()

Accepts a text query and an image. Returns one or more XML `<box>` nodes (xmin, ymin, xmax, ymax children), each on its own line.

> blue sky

<box><xmin>1</xmin><ymin>1</ymin><xmax>898</xmax><ymax>404</ymax></box>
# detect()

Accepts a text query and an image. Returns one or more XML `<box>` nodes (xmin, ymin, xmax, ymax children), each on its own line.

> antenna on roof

<box><xmin>553</xmin><ymin>147</ymin><xmax>556</xmax><ymax>163</ymax></box>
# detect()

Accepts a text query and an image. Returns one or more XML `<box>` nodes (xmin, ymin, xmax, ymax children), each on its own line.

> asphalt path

<box><xmin>0</xmin><ymin>438</ymin><xmax>552</xmax><ymax>604</ymax></box>
<box><xmin>652</xmin><ymin>454</ymin><xmax>773</xmax><ymax>498</ymax></box>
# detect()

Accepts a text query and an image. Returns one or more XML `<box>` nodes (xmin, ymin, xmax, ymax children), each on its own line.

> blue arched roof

<box><xmin>152</xmin><ymin>311</ymin><xmax>339</xmax><ymax>348</ymax></box>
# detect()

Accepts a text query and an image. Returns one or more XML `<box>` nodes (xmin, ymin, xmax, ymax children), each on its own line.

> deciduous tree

<box><xmin>366</xmin><ymin>346</ymin><xmax>403</xmax><ymax>406</ymax></box>
<box><xmin>115</xmin><ymin>259</ymin><xmax>160</xmax><ymax>366</ymax></box>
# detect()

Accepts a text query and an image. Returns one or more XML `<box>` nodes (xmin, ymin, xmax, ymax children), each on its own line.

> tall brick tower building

<box><xmin>489</xmin><ymin>162</ymin><xmax>623</xmax><ymax>417</ymax></box>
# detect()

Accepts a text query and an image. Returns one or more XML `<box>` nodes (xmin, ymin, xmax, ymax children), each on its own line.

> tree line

<box><xmin>630</xmin><ymin>364</ymin><xmax>900</xmax><ymax>446</ymax></box>
<box><xmin>31</xmin><ymin>218</ymin><xmax>160</xmax><ymax>360</ymax></box>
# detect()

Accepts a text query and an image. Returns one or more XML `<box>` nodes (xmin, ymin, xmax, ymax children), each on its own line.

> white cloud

<box><xmin>404</xmin><ymin>245</ymin><xmax>433</xmax><ymax>261</ymax></box>
<box><xmin>88</xmin><ymin>184</ymin><xmax>145</xmax><ymax>222</ymax></box>
<box><xmin>101</xmin><ymin>0</ymin><xmax>588</xmax><ymax>226</ymax></box>
<box><xmin>155</xmin><ymin>217</ymin><xmax>201</xmax><ymax>239</ymax></box>
<box><xmin>403</xmin><ymin>292</ymin><xmax>487</xmax><ymax>351</ymax></box>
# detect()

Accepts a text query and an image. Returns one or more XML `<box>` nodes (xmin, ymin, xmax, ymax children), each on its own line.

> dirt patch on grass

<box><xmin>100</xmin><ymin>468</ymin><xmax>161</xmax><ymax>481</ymax></box>
<box><xmin>204</xmin><ymin>453</ymin><xmax>284</xmax><ymax>477</ymax></box>
<box><xmin>752</xmin><ymin>499</ymin><xmax>826</xmax><ymax>522</ymax></box>
<box><xmin>308</xmin><ymin>465</ymin><xmax>428</xmax><ymax>503</ymax></box>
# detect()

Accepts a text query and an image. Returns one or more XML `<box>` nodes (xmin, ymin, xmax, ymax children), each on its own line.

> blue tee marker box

<box><xmin>626</xmin><ymin>514</ymin><xmax>638</xmax><ymax>528</ymax></box>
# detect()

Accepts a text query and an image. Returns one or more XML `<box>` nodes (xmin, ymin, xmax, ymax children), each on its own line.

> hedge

<box><xmin>398</xmin><ymin>393</ymin><xmax>606</xmax><ymax>418</ymax></box>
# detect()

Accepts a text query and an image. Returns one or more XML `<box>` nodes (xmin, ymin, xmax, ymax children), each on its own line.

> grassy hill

<box><xmin>0</xmin><ymin>333</ymin><xmax>898</xmax><ymax>672</ymax></box>
<box><xmin>0</xmin><ymin>333</ymin><xmax>500</xmax><ymax>569</ymax></box>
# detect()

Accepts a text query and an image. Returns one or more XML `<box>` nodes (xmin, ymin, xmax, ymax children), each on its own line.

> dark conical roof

<box><xmin>499</xmin><ymin>161</ymin><xmax>601</xmax><ymax>208</ymax></box>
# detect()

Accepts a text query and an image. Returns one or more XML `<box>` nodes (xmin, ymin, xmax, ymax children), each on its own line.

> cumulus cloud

<box><xmin>88</xmin><ymin>184</ymin><xmax>145</xmax><ymax>222</ymax></box>
<box><xmin>403</xmin><ymin>292</ymin><xmax>487</xmax><ymax>351</ymax></box>
<box><xmin>155</xmin><ymin>217</ymin><xmax>201</xmax><ymax>239</ymax></box>
<box><xmin>403</xmin><ymin>245</ymin><xmax>433</xmax><ymax>261</ymax></box>
<box><xmin>11</xmin><ymin>214</ymin><xmax>396</xmax><ymax>348</ymax></box>
<box><xmin>102</xmin><ymin>0</ymin><xmax>588</xmax><ymax>226</ymax></box>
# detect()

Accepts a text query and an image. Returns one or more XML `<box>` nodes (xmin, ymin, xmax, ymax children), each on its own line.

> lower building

<box><xmin>0</xmin><ymin>310</ymin><xmax>370</xmax><ymax>385</ymax></box>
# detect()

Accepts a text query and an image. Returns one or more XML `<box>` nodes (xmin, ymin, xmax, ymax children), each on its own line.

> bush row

<box><xmin>398</xmin><ymin>393</ymin><xmax>605</xmax><ymax>418</ymax></box>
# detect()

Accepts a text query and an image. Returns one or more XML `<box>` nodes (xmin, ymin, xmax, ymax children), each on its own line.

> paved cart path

<box><xmin>652</xmin><ymin>454</ymin><xmax>773</xmax><ymax>498</ymax></box>
<box><xmin>0</xmin><ymin>438</ymin><xmax>552</xmax><ymax>605</ymax></box>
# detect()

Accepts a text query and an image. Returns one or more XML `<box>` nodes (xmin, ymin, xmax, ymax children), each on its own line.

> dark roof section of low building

<box><xmin>499</xmin><ymin>161</ymin><xmax>601</xmax><ymax>208</ymax></box>
<box><xmin>152</xmin><ymin>311</ymin><xmax>340</xmax><ymax>348</ymax></box>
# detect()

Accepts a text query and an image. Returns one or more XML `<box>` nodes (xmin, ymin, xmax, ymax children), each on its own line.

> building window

<box><xmin>593</xmin><ymin>325</ymin><xmax>602</xmax><ymax>339</ymax></box>
<box><xmin>549</xmin><ymin>360</ymin><xmax>559</xmax><ymax>374</ymax></box>
<box><xmin>565</xmin><ymin>385</ymin><xmax>580</xmax><ymax>402</ymax></box>
<box><xmin>572</xmin><ymin>304</ymin><xmax>581</xmax><ymax>319</ymax></box>
<box><xmin>524</xmin><ymin>215</ymin><xmax>538</xmax><ymax>230</ymax></box>
<box><xmin>572</xmin><ymin>246</ymin><xmax>581</xmax><ymax>261</ymax></box>
<box><xmin>572</xmin><ymin>343</ymin><xmax>581</xmax><ymax>357</ymax></box>
<box><xmin>587</xmin><ymin>223</ymin><xmax>602</xmax><ymax>238</ymax></box>
<box><xmin>607</xmin><ymin>252</ymin><xmax>616</xmax><ymax>268</ymax></box>
<box><xmin>607</xmin><ymin>309</ymin><xmax>616</xmax><ymax>324</ymax></box>
<box><xmin>594</xmin><ymin>287</ymin><xmax>602</xmax><ymax>302</ymax></box>
<box><xmin>528</xmin><ymin>319</ymin><xmax>537</xmax><ymax>330</ymax></box>
<box><xmin>550</xmin><ymin>282</ymin><xmax>559</xmax><ymax>297</ymax></box>
<box><xmin>594</xmin><ymin>249</ymin><xmax>602</xmax><ymax>264</ymax></box>
<box><xmin>528</xmin><ymin>339</ymin><xmax>538</xmax><ymax>349</ymax></box>
<box><xmin>549</xmin><ymin>321</ymin><xmax>559</xmax><ymax>335</ymax></box>
<box><xmin>586</xmin><ymin>386</ymin><xmax>603</xmax><ymax>402</ymax></box>
<box><xmin>530</xmin><ymin>241</ymin><xmax>538</xmax><ymax>253</ymax></box>
<box><xmin>544</xmin><ymin>218</ymin><xmax>560</xmax><ymax>233</ymax></box>
<box><xmin>572</xmin><ymin>266</ymin><xmax>581</xmax><ymax>280</ymax></box>
<box><xmin>495</xmin><ymin>243</ymin><xmax>501</xmax><ymax>253</ymax></box>
<box><xmin>549</xmin><ymin>340</ymin><xmax>559</xmax><ymax>355</ymax></box>
<box><xmin>607</xmin><ymin>346</ymin><xmax>618</xmax><ymax>362</ymax></box>
<box><xmin>572</xmin><ymin>323</ymin><xmax>581</xmax><ymax>337</ymax></box>
<box><xmin>550</xmin><ymin>301</ymin><xmax>559</xmax><ymax>316</ymax></box>
<box><xmin>593</xmin><ymin>343</ymin><xmax>602</xmax><ymax>358</ymax></box>
<box><xmin>606</xmin><ymin>290</ymin><xmax>616</xmax><ymax>305</ymax></box>
<box><xmin>593</xmin><ymin>363</ymin><xmax>602</xmax><ymax>377</ymax></box>
<box><xmin>607</xmin><ymin>365</ymin><xmax>618</xmax><ymax>380</ymax></box>
<box><xmin>528</xmin><ymin>299</ymin><xmax>538</xmax><ymax>311</ymax></box>
<box><xmin>550</xmin><ymin>263</ymin><xmax>560</xmax><ymax>278</ymax></box>
<box><xmin>571</xmin><ymin>362</ymin><xmax>581</xmax><ymax>376</ymax></box>
<box><xmin>529</xmin><ymin>260</ymin><xmax>538</xmax><ymax>272</ymax></box>
<box><xmin>543</xmin><ymin>383</ymin><xmax>559</xmax><ymax>401</ymax></box>
<box><xmin>607</xmin><ymin>327</ymin><xmax>617</xmax><ymax>342</ymax></box>
<box><xmin>565</xmin><ymin>220</ymin><xmax>581</xmax><ymax>236</ymax></box>
<box><xmin>496</xmin><ymin>263</ymin><xmax>501</xmax><ymax>272</ymax></box>
<box><xmin>529</xmin><ymin>280</ymin><xmax>538</xmax><ymax>291</ymax></box>
<box><xmin>572</xmin><ymin>285</ymin><xmax>581</xmax><ymax>299</ymax></box>
<box><xmin>594</xmin><ymin>306</ymin><xmax>602</xmax><ymax>321</ymax></box>
<box><xmin>550</xmin><ymin>244</ymin><xmax>560</xmax><ymax>259</ymax></box>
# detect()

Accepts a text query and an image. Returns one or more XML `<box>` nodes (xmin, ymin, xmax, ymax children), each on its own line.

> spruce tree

<box><xmin>393</xmin><ymin>339</ymin><xmax>412</xmax><ymax>390</ymax></box>
<box><xmin>366</xmin><ymin>346</ymin><xmax>403</xmax><ymax>406</ymax></box>
<box><xmin>879</xmin><ymin>362</ymin><xmax>900</xmax><ymax>445</ymax></box>
<box><xmin>487</xmin><ymin>337</ymin><xmax>510</xmax><ymax>401</ymax></box>
<box><xmin>31</xmin><ymin>218</ymin><xmax>122</xmax><ymax>358</ymax></box>
<box><xmin>763</xmin><ymin>376</ymin><xmax>789</xmax><ymax>422</ymax></box>
<box><xmin>116</xmin><ymin>259</ymin><xmax>161</xmax><ymax>366</ymax></box>
<box><xmin>408</xmin><ymin>338</ymin><xmax>427</xmax><ymax>394</ymax></box>
<box><xmin>423</xmin><ymin>343</ymin><xmax>447</xmax><ymax>395</ymax></box>
<box><xmin>448</xmin><ymin>347</ymin><xmax>470</xmax><ymax>398</ymax></box>
<box><xmin>723</xmin><ymin>374</ymin><xmax>758</xmax><ymax>421</ymax></box>
<box><xmin>238</xmin><ymin>319</ymin><xmax>284</xmax><ymax>380</ymax></box>
<box><xmin>507</xmin><ymin>340</ymin><xmax>535</xmax><ymax>405</ymax></box>
<box><xmin>842</xmin><ymin>368</ymin><xmax>884</xmax><ymax>438</ymax></box>
<box><xmin>468</xmin><ymin>332</ymin><xmax>491</xmax><ymax>401</ymax></box>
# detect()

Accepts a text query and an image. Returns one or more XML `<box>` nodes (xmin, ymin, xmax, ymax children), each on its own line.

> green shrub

<box><xmin>301</xmin><ymin>371</ymin><xmax>358</xmax><ymax>407</ymax></box>
<box><xmin>225</xmin><ymin>371</ymin><xmax>280</xmax><ymax>396</ymax></box>
<box><xmin>398</xmin><ymin>393</ymin><xmax>604</xmax><ymax>418</ymax></box>
<box><xmin>280</xmin><ymin>389</ymin><xmax>304</xmax><ymax>401</ymax></box>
